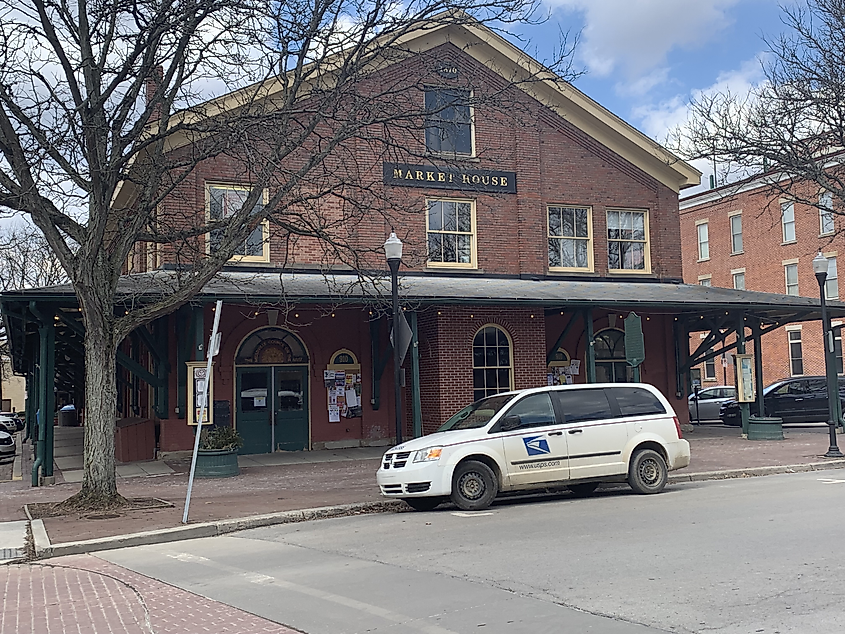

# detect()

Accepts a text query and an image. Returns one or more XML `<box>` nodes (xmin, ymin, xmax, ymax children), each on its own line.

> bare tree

<box><xmin>672</xmin><ymin>0</ymin><xmax>845</xmax><ymax>215</ymax></box>
<box><xmin>0</xmin><ymin>0</ymin><xmax>577</xmax><ymax>507</ymax></box>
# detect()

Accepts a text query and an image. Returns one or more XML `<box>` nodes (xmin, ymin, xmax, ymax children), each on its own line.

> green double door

<box><xmin>236</xmin><ymin>366</ymin><xmax>309</xmax><ymax>454</ymax></box>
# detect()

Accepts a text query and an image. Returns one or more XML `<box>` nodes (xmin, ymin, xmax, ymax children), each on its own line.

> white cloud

<box><xmin>550</xmin><ymin>0</ymin><xmax>740</xmax><ymax>79</ymax></box>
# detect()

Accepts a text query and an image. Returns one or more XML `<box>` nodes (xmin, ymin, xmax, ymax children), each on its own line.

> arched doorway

<box><xmin>594</xmin><ymin>328</ymin><xmax>632</xmax><ymax>383</ymax></box>
<box><xmin>235</xmin><ymin>327</ymin><xmax>309</xmax><ymax>453</ymax></box>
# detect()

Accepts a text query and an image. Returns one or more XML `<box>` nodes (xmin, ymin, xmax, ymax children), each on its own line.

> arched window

<box><xmin>594</xmin><ymin>328</ymin><xmax>631</xmax><ymax>383</ymax></box>
<box><xmin>236</xmin><ymin>327</ymin><xmax>308</xmax><ymax>365</ymax></box>
<box><xmin>473</xmin><ymin>325</ymin><xmax>513</xmax><ymax>401</ymax></box>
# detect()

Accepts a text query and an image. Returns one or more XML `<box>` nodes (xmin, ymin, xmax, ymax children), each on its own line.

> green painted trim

<box><xmin>546</xmin><ymin>312</ymin><xmax>579</xmax><ymax>364</ymax></box>
<box><xmin>409</xmin><ymin>312</ymin><xmax>422</xmax><ymax>438</ymax></box>
<box><xmin>370</xmin><ymin>319</ymin><xmax>381</xmax><ymax>411</ymax></box>
<box><xmin>585</xmin><ymin>308</ymin><xmax>596</xmax><ymax>383</ymax></box>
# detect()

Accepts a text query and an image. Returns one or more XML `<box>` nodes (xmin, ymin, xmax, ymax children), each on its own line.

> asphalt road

<box><xmin>99</xmin><ymin>470</ymin><xmax>845</xmax><ymax>634</ymax></box>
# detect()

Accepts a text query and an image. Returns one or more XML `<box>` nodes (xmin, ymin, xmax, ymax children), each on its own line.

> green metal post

<box><xmin>752</xmin><ymin>320</ymin><xmax>765</xmax><ymax>417</ymax></box>
<box><xmin>30</xmin><ymin>356</ymin><xmax>41</xmax><ymax>486</ymax></box>
<box><xmin>585</xmin><ymin>309</ymin><xmax>596</xmax><ymax>383</ymax></box>
<box><xmin>409</xmin><ymin>312</ymin><xmax>422</xmax><ymax>438</ymax></box>
<box><xmin>40</xmin><ymin>319</ymin><xmax>55</xmax><ymax>479</ymax></box>
<box><xmin>737</xmin><ymin>314</ymin><xmax>750</xmax><ymax>436</ymax></box>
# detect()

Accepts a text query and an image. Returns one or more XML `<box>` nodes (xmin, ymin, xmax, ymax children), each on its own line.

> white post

<box><xmin>182</xmin><ymin>300</ymin><xmax>223</xmax><ymax>524</ymax></box>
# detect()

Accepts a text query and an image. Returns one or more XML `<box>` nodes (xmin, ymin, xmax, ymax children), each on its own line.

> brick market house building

<box><xmin>5</xmin><ymin>17</ymin><xmax>844</xmax><ymax>479</ymax></box>
<box><xmin>681</xmin><ymin>174</ymin><xmax>845</xmax><ymax>393</ymax></box>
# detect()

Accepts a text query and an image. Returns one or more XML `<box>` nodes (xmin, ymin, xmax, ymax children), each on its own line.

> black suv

<box><xmin>720</xmin><ymin>376</ymin><xmax>845</xmax><ymax>426</ymax></box>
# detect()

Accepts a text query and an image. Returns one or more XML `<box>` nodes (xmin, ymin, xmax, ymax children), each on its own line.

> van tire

<box><xmin>403</xmin><ymin>497</ymin><xmax>442</xmax><ymax>512</ymax></box>
<box><xmin>567</xmin><ymin>482</ymin><xmax>599</xmax><ymax>497</ymax></box>
<box><xmin>451</xmin><ymin>460</ymin><xmax>498</xmax><ymax>511</ymax></box>
<box><xmin>628</xmin><ymin>449</ymin><xmax>668</xmax><ymax>494</ymax></box>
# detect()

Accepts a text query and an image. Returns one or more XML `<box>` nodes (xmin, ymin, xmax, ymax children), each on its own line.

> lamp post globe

<box><xmin>384</xmin><ymin>232</ymin><xmax>403</xmax><ymax>445</ymax></box>
<box><xmin>812</xmin><ymin>252</ymin><xmax>844</xmax><ymax>458</ymax></box>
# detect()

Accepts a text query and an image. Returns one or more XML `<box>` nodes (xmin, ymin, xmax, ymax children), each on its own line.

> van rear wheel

<box><xmin>628</xmin><ymin>448</ymin><xmax>668</xmax><ymax>494</ymax></box>
<box><xmin>451</xmin><ymin>460</ymin><xmax>498</xmax><ymax>511</ymax></box>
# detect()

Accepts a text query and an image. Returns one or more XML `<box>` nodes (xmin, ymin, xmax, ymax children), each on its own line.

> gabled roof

<box><xmin>162</xmin><ymin>14</ymin><xmax>700</xmax><ymax>194</ymax></box>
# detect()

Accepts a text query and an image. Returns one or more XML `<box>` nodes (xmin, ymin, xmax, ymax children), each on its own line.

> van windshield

<box><xmin>437</xmin><ymin>394</ymin><xmax>516</xmax><ymax>431</ymax></box>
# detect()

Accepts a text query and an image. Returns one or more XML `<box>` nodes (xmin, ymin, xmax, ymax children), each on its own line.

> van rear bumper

<box><xmin>666</xmin><ymin>439</ymin><xmax>691</xmax><ymax>470</ymax></box>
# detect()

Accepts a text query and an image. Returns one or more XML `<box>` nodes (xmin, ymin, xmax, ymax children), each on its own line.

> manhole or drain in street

<box><xmin>85</xmin><ymin>513</ymin><xmax>122</xmax><ymax>520</ymax></box>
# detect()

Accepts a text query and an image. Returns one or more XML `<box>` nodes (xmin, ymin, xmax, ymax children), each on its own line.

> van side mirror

<box><xmin>499</xmin><ymin>415</ymin><xmax>522</xmax><ymax>432</ymax></box>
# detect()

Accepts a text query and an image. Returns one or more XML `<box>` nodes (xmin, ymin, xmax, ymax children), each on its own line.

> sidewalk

<box><xmin>2</xmin><ymin>424</ymin><xmax>844</xmax><ymax>553</ymax></box>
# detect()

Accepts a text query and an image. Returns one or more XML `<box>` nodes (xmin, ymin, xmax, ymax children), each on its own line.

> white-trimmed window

<box><xmin>697</xmin><ymin>220</ymin><xmax>710</xmax><ymax>260</ymax></box>
<box><xmin>472</xmin><ymin>325</ymin><xmax>513</xmax><ymax>401</ymax></box>
<box><xmin>607</xmin><ymin>209</ymin><xmax>650</xmax><ymax>272</ymax></box>
<box><xmin>784</xmin><ymin>262</ymin><xmax>799</xmax><ymax>295</ymax></box>
<box><xmin>704</xmin><ymin>349</ymin><xmax>716</xmax><ymax>380</ymax></box>
<box><xmin>820</xmin><ymin>191</ymin><xmax>835</xmax><ymax>236</ymax></box>
<box><xmin>207</xmin><ymin>184</ymin><xmax>269</xmax><ymax>262</ymax></box>
<box><xmin>424</xmin><ymin>88</ymin><xmax>473</xmax><ymax>156</ymax></box>
<box><xmin>698</xmin><ymin>275</ymin><xmax>711</xmax><ymax>287</ymax></box>
<box><xmin>548</xmin><ymin>205</ymin><xmax>592</xmax><ymax>271</ymax></box>
<box><xmin>426</xmin><ymin>198</ymin><xmax>476</xmax><ymax>267</ymax></box>
<box><xmin>787</xmin><ymin>327</ymin><xmax>803</xmax><ymax>376</ymax></box>
<box><xmin>732</xmin><ymin>269</ymin><xmax>746</xmax><ymax>290</ymax></box>
<box><xmin>781</xmin><ymin>200</ymin><xmax>796</xmax><ymax>243</ymax></box>
<box><xmin>826</xmin><ymin>255</ymin><xmax>839</xmax><ymax>300</ymax></box>
<box><xmin>730</xmin><ymin>213</ymin><xmax>743</xmax><ymax>253</ymax></box>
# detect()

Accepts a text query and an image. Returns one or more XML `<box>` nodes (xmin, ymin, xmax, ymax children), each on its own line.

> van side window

<box><xmin>556</xmin><ymin>389</ymin><xmax>613</xmax><ymax>424</ymax></box>
<box><xmin>502</xmin><ymin>393</ymin><xmax>557</xmax><ymax>429</ymax></box>
<box><xmin>611</xmin><ymin>387</ymin><xmax>666</xmax><ymax>417</ymax></box>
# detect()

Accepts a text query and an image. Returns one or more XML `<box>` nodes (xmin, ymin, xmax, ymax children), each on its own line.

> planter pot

<box><xmin>747</xmin><ymin>416</ymin><xmax>784</xmax><ymax>441</ymax></box>
<box><xmin>195</xmin><ymin>448</ymin><xmax>240</xmax><ymax>478</ymax></box>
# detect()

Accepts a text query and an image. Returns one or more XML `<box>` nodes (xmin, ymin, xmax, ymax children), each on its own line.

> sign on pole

<box><xmin>183</xmin><ymin>300</ymin><xmax>223</xmax><ymax>524</ymax></box>
<box><xmin>624</xmin><ymin>312</ymin><xmax>645</xmax><ymax>367</ymax></box>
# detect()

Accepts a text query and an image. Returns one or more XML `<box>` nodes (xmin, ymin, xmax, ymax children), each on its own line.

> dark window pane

<box><xmin>504</xmin><ymin>393</ymin><xmax>556</xmax><ymax>429</ymax></box>
<box><xmin>442</xmin><ymin>234</ymin><xmax>457</xmax><ymax>262</ymax></box>
<box><xmin>498</xmin><ymin>347</ymin><xmax>510</xmax><ymax>366</ymax></box>
<box><xmin>576</xmin><ymin>239</ymin><xmax>588</xmax><ymax>268</ymax></box>
<box><xmin>575</xmin><ymin>208</ymin><xmax>589</xmax><ymax>238</ymax></box>
<box><xmin>485</xmin><ymin>327</ymin><xmax>497</xmax><ymax>346</ymax></box>
<box><xmin>442</xmin><ymin>201</ymin><xmax>457</xmax><ymax>231</ymax></box>
<box><xmin>473</xmin><ymin>369</ymin><xmax>484</xmax><ymax>388</ymax></box>
<box><xmin>473</xmin><ymin>348</ymin><xmax>484</xmax><ymax>366</ymax></box>
<box><xmin>608</xmin><ymin>242</ymin><xmax>620</xmax><ymax>269</ymax></box>
<box><xmin>497</xmin><ymin>329</ymin><xmax>509</xmax><ymax>346</ymax></box>
<box><xmin>561</xmin><ymin>239</ymin><xmax>575</xmax><ymax>267</ymax></box>
<box><xmin>428</xmin><ymin>201</ymin><xmax>442</xmax><ymax>231</ymax></box>
<box><xmin>457</xmin><ymin>203</ymin><xmax>472</xmax><ymax>232</ymax></box>
<box><xmin>473</xmin><ymin>330</ymin><xmax>485</xmax><ymax>347</ymax></box>
<box><xmin>556</xmin><ymin>389</ymin><xmax>613</xmax><ymax>424</ymax></box>
<box><xmin>562</xmin><ymin>207</ymin><xmax>574</xmax><ymax>237</ymax></box>
<box><xmin>486</xmin><ymin>347</ymin><xmax>497</xmax><ymax>366</ymax></box>
<box><xmin>497</xmin><ymin>368</ymin><xmax>510</xmax><ymax>388</ymax></box>
<box><xmin>485</xmin><ymin>368</ymin><xmax>498</xmax><ymax>387</ymax></box>
<box><xmin>549</xmin><ymin>238</ymin><xmax>561</xmax><ymax>267</ymax></box>
<box><xmin>457</xmin><ymin>235</ymin><xmax>472</xmax><ymax>263</ymax></box>
<box><xmin>428</xmin><ymin>234</ymin><xmax>442</xmax><ymax>262</ymax></box>
<box><xmin>549</xmin><ymin>208</ymin><xmax>561</xmax><ymax>236</ymax></box>
<box><xmin>612</xmin><ymin>387</ymin><xmax>666</xmax><ymax>417</ymax></box>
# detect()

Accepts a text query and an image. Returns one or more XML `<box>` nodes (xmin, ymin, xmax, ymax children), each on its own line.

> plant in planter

<box><xmin>196</xmin><ymin>426</ymin><xmax>244</xmax><ymax>478</ymax></box>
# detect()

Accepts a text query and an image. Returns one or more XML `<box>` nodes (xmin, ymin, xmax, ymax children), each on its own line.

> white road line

<box><xmin>450</xmin><ymin>512</ymin><xmax>494</xmax><ymax>517</ymax></box>
<box><xmin>817</xmin><ymin>478</ymin><xmax>845</xmax><ymax>484</ymax></box>
<box><xmin>162</xmin><ymin>546</ymin><xmax>459</xmax><ymax>634</ymax></box>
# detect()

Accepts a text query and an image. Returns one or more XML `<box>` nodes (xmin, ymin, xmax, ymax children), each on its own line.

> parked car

<box><xmin>377</xmin><ymin>383</ymin><xmax>691</xmax><ymax>511</ymax></box>
<box><xmin>0</xmin><ymin>416</ymin><xmax>18</xmax><ymax>434</ymax></box>
<box><xmin>688</xmin><ymin>386</ymin><xmax>737</xmax><ymax>422</ymax></box>
<box><xmin>0</xmin><ymin>412</ymin><xmax>24</xmax><ymax>432</ymax></box>
<box><xmin>0</xmin><ymin>430</ymin><xmax>14</xmax><ymax>458</ymax></box>
<box><xmin>719</xmin><ymin>376</ymin><xmax>845</xmax><ymax>426</ymax></box>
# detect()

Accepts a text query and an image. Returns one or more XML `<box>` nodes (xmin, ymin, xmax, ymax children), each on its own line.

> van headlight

<box><xmin>413</xmin><ymin>447</ymin><xmax>443</xmax><ymax>463</ymax></box>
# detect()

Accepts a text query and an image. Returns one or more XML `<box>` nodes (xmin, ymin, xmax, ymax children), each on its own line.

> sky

<box><xmin>515</xmin><ymin>0</ymin><xmax>796</xmax><ymax>196</ymax></box>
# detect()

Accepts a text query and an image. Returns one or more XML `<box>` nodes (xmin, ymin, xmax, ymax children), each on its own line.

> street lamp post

<box><xmin>384</xmin><ymin>232</ymin><xmax>403</xmax><ymax>445</ymax></box>
<box><xmin>812</xmin><ymin>252</ymin><xmax>844</xmax><ymax>458</ymax></box>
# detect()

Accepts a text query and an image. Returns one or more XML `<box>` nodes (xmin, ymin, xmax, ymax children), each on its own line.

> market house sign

<box><xmin>383</xmin><ymin>163</ymin><xmax>517</xmax><ymax>194</ymax></box>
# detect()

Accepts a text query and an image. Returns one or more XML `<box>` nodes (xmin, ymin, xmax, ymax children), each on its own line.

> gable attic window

<box><xmin>424</xmin><ymin>88</ymin><xmax>473</xmax><ymax>156</ymax></box>
<box><xmin>207</xmin><ymin>184</ymin><xmax>270</xmax><ymax>262</ymax></box>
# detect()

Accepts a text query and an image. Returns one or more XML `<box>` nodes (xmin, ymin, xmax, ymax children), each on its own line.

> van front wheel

<box><xmin>451</xmin><ymin>460</ymin><xmax>498</xmax><ymax>511</ymax></box>
<box><xmin>628</xmin><ymin>449</ymin><xmax>667</xmax><ymax>494</ymax></box>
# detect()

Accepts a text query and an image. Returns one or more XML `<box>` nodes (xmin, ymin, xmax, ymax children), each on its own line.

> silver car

<box><xmin>0</xmin><ymin>417</ymin><xmax>17</xmax><ymax>434</ymax></box>
<box><xmin>689</xmin><ymin>386</ymin><xmax>737</xmax><ymax>422</ymax></box>
<box><xmin>0</xmin><ymin>430</ymin><xmax>14</xmax><ymax>458</ymax></box>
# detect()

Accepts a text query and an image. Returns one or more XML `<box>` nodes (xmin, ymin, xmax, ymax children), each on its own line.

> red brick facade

<box><xmin>680</xmin><ymin>180</ymin><xmax>841</xmax><ymax>388</ymax></box>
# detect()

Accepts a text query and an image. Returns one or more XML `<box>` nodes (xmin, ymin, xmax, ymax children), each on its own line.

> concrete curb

<box><xmin>30</xmin><ymin>461</ymin><xmax>845</xmax><ymax>560</ymax></box>
<box><xmin>33</xmin><ymin>500</ymin><xmax>406</xmax><ymax>560</ymax></box>
<box><xmin>668</xmin><ymin>459</ymin><xmax>845</xmax><ymax>482</ymax></box>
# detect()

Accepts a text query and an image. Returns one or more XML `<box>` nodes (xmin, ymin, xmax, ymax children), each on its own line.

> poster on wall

<box><xmin>326</xmin><ymin>350</ymin><xmax>363</xmax><ymax>421</ymax></box>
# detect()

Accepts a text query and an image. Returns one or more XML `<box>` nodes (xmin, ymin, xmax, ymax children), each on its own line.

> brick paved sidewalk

<box><xmin>1</xmin><ymin>554</ymin><xmax>298</xmax><ymax>634</ymax></box>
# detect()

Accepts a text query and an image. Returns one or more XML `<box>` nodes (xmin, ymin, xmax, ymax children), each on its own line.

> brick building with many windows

<box><xmin>6</xmin><ymin>16</ymin><xmax>843</xmax><ymax>473</ymax></box>
<box><xmin>681</xmin><ymin>176</ymin><xmax>845</xmax><ymax>390</ymax></box>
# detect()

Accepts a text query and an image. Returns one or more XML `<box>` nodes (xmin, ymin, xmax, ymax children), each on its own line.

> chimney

<box><xmin>145</xmin><ymin>65</ymin><xmax>164</xmax><ymax>121</ymax></box>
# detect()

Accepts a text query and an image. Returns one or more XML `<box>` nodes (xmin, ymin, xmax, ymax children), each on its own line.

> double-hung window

<box><xmin>696</xmin><ymin>221</ymin><xmax>709</xmax><ymax>260</ymax></box>
<box><xmin>607</xmin><ymin>209</ymin><xmax>650</xmax><ymax>272</ymax></box>
<box><xmin>788</xmin><ymin>329</ymin><xmax>803</xmax><ymax>376</ymax></box>
<box><xmin>424</xmin><ymin>89</ymin><xmax>473</xmax><ymax>156</ymax></box>
<box><xmin>704</xmin><ymin>349</ymin><xmax>716</xmax><ymax>380</ymax></box>
<box><xmin>781</xmin><ymin>201</ymin><xmax>796</xmax><ymax>242</ymax></box>
<box><xmin>826</xmin><ymin>256</ymin><xmax>839</xmax><ymax>300</ymax></box>
<box><xmin>207</xmin><ymin>184</ymin><xmax>269</xmax><ymax>262</ymax></box>
<box><xmin>732</xmin><ymin>270</ymin><xmax>746</xmax><ymax>290</ymax></box>
<box><xmin>784</xmin><ymin>262</ymin><xmax>799</xmax><ymax>296</ymax></box>
<box><xmin>548</xmin><ymin>206</ymin><xmax>592</xmax><ymax>271</ymax></box>
<box><xmin>426</xmin><ymin>198</ymin><xmax>475</xmax><ymax>267</ymax></box>
<box><xmin>820</xmin><ymin>191</ymin><xmax>835</xmax><ymax>235</ymax></box>
<box><xmin>730</xmin><ymin>213</ymin><xmax>743</xmax><ymax>253</ymax></box>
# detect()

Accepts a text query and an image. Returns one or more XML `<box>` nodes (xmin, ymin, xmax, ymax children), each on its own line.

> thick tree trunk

<box><xmin>79</xmin><ymin>326</ymin><xmax>120</xmax><ymax>504</ymax></box>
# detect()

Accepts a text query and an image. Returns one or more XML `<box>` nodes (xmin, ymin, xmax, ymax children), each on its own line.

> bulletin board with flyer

<box><xmin>324</xmin><ymin>349</ymin><xmax>363</xmax><ymax>422</ymax></box>
<box><xmin>547</xmin><ymin>348</ymin><xmax>580</xmax><ymax>386</ymax></box>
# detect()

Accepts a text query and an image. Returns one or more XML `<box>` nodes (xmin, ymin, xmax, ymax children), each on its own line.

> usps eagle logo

<box><xmin>523</xmin><ymin>435</ymin><xmax>550</xmax><ymax>456</ymax></box>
